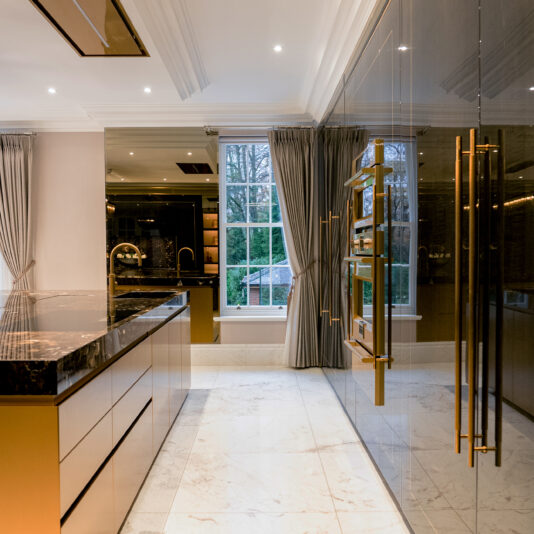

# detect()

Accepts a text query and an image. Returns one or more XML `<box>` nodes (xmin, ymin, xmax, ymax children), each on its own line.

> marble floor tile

<box><xmin>191</xmin><ymin>413</ymin><xmax>316</xmax><ymax>454</ymax></box>
<box><xmin>213</xmin><ymin>366</ymin><xmax>297</xmax><ymax>389</ymax></box>
<box><xmin>170</xmin><ymin>452</ymin><xmax>334</xmax><ymax>514</ymax></box>
<box><xmin>319</xmin><ymin>443</ymin><xmax>398</xmax><ymax>513</ymax></box>
<box><xmin>337</xmin><ymin>510</ymin><xmax>409</xmax><ymax>533</ymax></box>
<box><xmin>305</xmin><ymin>403</ymin><xmax>361</xmax><ymax>449</ymax></box>
<box><xmin>164</xmin><ymin>512</ymin><xmax>342</xmax><ymax>534</ymax></box>
<box><xmin>190</xmin><ymin>366</ymin><xmax>220</xmax><ymax>389</ymax></box>
<box><xmin>121</xmin><ymin>512</ymin><xmax>167</xmax><ymax>534</ymax></box>
<box><xmin>403</xmin><ymin>509</ymin><xmax>473</xmax><ymax>533</ymax></box>
<box><xmin>457</xmin><ymin>509</ymin><xmax>534</xmax><ymax>534</ymax></box>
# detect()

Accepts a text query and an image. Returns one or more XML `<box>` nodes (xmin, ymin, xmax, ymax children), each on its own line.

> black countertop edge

<box><xmin>0</xmin><ymin>291</ymin><xmax>189</xmax><ymax>399</ymax></box>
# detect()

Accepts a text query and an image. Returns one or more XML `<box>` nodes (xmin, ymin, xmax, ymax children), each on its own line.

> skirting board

<box><xmin>192</xmin><ymin>344</ymin><xmax>286</xmax><ymax>366</ymax></box>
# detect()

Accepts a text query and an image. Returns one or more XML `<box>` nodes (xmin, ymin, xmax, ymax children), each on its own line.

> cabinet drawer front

<box><xmin>61</xmin><ymin>460</ymin><xmax>114</xmax><ymax>534</ymax></box>
<box><xmin>113</xmin><ymin>403</ymin><xmax>153</xmax><ymax>532</ymax></box>
<box><xmin>112</xmin><ymin>338</ymin><xmax>151</xmax><ymax>404</ymax></box>
<box><xmin>112</xmin><ymin>368</ymin><xmax>152</xmax><ymax>446</ymax></box>
<box><xmin>59</xmin><ymin>368</ymin><xmax>112</xmax><ymax>460</ymax></box>
<box><xmin>60</xmin><ymin>411</ymin><xmax>112</xmax><ymax>517</ymax></box>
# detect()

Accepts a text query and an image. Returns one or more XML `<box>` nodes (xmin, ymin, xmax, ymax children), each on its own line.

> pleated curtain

<box><xmin>268</xmin><ymin>128</ymin><xmax>319</xmax><ymax>368</ymax></box>
<box><xmin>319</xmin><ymin>127</ymin><xmax>368</xmax><ymax>368</ymax></box>
<box><xmin>0</xmin><ymin>135</ymin><xmax>34</xmax><ymax>291</ymax></box>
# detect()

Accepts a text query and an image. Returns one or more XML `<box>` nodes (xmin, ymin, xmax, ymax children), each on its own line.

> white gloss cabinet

<box><xmin>152</xmin><ymin>323</ymin><xmax>170</xmax><ymax>452</ymax></box>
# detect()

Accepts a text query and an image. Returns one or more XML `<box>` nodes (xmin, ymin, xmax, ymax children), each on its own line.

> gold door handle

<box><xmin>320</xmin><ymin>216</ymin><xmax>329</xmax><ymax>318</ymax></box>
<box><xmin>454</xmin><ymin>135</ymin><xmax>464</xmax><ymax>454</ymax></box>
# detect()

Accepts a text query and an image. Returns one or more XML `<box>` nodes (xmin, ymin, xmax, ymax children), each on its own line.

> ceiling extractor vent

<box><xmin>176</xmin><ymin>163</ymin><xmax>214</xmax><ymax>175</ymax></box>
<box><xmin>30</xmin><ymin>0</ymin><xmax>148</xmax><ymax>57</ymax></box>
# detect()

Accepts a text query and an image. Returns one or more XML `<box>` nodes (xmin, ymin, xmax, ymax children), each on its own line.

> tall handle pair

<box><xmin>454</xmin><ymin>128</ymin><xmax>503</xmax><ymax>467</ymax></box>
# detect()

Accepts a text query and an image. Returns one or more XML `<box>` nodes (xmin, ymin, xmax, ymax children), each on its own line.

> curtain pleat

<box><xmin>319</xmin><ymin>128</ymin><xmax>368</xmax><ymax>368</ymax></box>
<box><xmin>0</xmin><ymin>135</ymin><xmax>34</xmax><ymax>291</ymax></box>
<box><xmin>268</xmin><ymin>129</ymin><xmax>319</xmax><ymax>368</ymax></box>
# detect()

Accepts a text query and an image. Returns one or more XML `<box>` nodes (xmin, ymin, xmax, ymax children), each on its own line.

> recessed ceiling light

<box><xmin>398</xmin><ymin>45</ymin><xmax>408</xmax><ymax>51</ymax></box>
<box><xmin>129</xmin><ymin>152</ymin><xmax>134</xmax><ymax>156</ymax></box>
<box><xmin>163</xmin><ymin>178</ymin><xmax>167</xmax><ymax>181</ymax></box>
<box><xmin>529</xmin><ymin>86</ymin><xmax>534</xmax><ymax>91</ymax></box>
<box><xmin>48</xmin><ymin>87</ymin><xmax>56</xmax><ymax>94</ymax></box>
<box><xmin>418</xmin><ymin>152</ymin><xmax>423</xmax><ymax>155</ymax></box>
<box><xmin>273</xmin><ymin>44</ymin><xmax>283</xmax><ymax>53</ymax></box>
<box><xmin>187</xmin><ymin>152</ymin><xmax>192</xmax><ymax>156</ymax></box>
<box><xmin>518</xmin><ymin>176</ymin><xmax>524</xmax><ymax>179</ymax></box>
<box><xmin>144</xmin><ymin>87</ymin><xmax>152</xmax><ymax>94</ymax></box>
<box><xmin>206</xmin><ymin>178</ymin><xmax>210</xmax><ymax>182</ymax></box>
<box><xmin>120</xmin><ymin>178</ymin><xmax>125</xmax><ymax>181</ymax></box>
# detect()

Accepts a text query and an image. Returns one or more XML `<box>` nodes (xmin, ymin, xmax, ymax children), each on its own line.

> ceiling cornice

<box><xmin>303</xmin><ymin>0</ymin><xmax>381</xmax><ymax>123</ymax></box>
<box><xmin>129</xmin><ymin>0</ymin><xmax>209</xmax><ymax>100</ymax></box>
<box><xmin>84</xmin><ymin>103</ymin><xmax>314</xmax><ymax>128</ymax></box>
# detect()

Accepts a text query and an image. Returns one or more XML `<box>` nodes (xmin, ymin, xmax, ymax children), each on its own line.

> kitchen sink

<box><xmin>114</xmin><ymin>291</ymin><xmax>177</xmax><ymax>299</ymax></box>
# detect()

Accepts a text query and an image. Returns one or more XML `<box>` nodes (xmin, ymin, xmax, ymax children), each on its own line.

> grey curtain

<box><xmin>319</xmin><ymin>127</ymin><xmax>368</xmax><ymax>368</ymax></box>
<box><xmin>268</xmin><ymin>128</ymin><xmax>319</xmax><ymax>368</ymax></box>
<box><xmin>0</xmin><ymin>135</ymin><xmax>34</xmax><ymax>290</ymax></box>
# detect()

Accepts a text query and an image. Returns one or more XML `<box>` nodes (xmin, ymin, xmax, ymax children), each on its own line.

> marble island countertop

<box><xmin>0</xmin><ymin>289</ymin><xmax>187</xmax><ymax>398</ymax></box>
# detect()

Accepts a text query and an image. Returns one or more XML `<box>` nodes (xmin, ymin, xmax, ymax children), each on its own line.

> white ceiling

<box><xmin>0</xmin><ymin>0</ymin><xmax>379</xmax><ymax>131</ymax></box>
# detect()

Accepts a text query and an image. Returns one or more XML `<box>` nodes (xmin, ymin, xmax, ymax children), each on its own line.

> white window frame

<box><xmin>362</xmin><ymin>138</ymin><xmax>418</xmax><ymax>316</ymax></box>
<box><xmin>219</xmin><ymin>138</ymin><xmax>290</xmax><ymax>317</ymax></box>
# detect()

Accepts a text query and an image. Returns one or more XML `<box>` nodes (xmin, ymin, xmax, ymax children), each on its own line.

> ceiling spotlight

<box><xmin>206</xmin><ymin>178</ymin><xmax>210</xmax><ymax>182</ymax></box>
<box><xmin>519</xmin><ymin>176</ymin><xmax>524</xmax><ymax>179</ymax></box>
<box><xmin>398</xmin><ymin>45</ymin><xmax>408</xmax><ymax>51</ymax></box>
<box><xmin>187</xmin><ymin>152</ymin><xmax>192</xmax><ymax>156</ymax></box>
<box><xmin>529</xmin><ymin>86</ymin><xmax>534</xmax><ymax>91</ymax></box>
<box><xmin>144</xmin><ymin>87</ymin><xmax>152</xmax><ymax>94</ymax></box>
<box><xmin>48</xmin><ymin>87</ymin><xmax>56</xmax><ymax>94</ymax></box>
<box><xmin>120</xmin><ymin>178</ymin><xmax>125</xmax><ymax>181</ymax></box>
<box><xmin>273</xmin><ymin>44</ymin><xmax>283</xmax><ymax>53</ymax></box>
<box><xmin>418</xmin><ymin>152</ymin><xmax>423</xmax><ymax>155</ymax></box>
<box><xmin>129</xmin><ymin>152</ymin><xmax>134</xmax><ymax>156</ymax></box>
<box><xmin>163</xmin><ymin>178</ymin><xmax>167</xmax><ymax>181</ymax></box>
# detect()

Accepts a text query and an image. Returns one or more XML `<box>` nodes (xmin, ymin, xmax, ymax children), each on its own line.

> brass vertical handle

<box><xmin>328</xmin><ymin>210</ymin><xmax>333</xmax><ymax>325</ymax></box>
<box><xmin>387</xmin><ymin>184</ymin><xmax>392</xmax><ymax>369</ymax></box>
<box><xmin>455</xmin><ymin>135</ymin><xmax>464</xmax><ymax>454</ymax></box>
<box><xmin>467</xmin><ymin>128</ymin><xmax>477</xmax><ymax>468</ymax></box>
<box><xmin>494</xmin><ymin>129</ymin><xmax>504</xmax><ymax>467</ymax></box>
<box><xmin>320</xmin><ymin>217</ymin><xmax>329</xmax><ymax>318</ymax></box>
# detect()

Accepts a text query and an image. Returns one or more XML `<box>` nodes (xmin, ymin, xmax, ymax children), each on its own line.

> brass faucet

<box><xmin>177</xmin><ymin>247</ymin><xmax>194</xmax><ymax>277</ymax></box>
<box><xmin>109</xmin><ymin>242</ymin><xmax>142</xmax><ymax>297</ymax></box>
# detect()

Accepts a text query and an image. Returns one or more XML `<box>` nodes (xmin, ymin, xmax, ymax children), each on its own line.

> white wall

<box><xmin>217</xmin><ymin>318</ymin><xmax>287</xmax><ymax>344</ymax></box>
<box><xmin>33</xmin><ymin>132</ymin><xmax>106</xmax><ymax>290</ymax></box>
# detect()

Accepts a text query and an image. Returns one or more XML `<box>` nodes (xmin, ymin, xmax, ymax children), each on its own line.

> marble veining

<box><xmin>0</xmin><ymin>290</ymin><xmax>187</xmax><ymax>396</ymax></box>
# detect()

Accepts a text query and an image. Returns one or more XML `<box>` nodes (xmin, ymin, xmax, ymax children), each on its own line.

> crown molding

<box><xmin>303</xmin><ymin>0</ymin><xmax>382</xmax><ymax>123</ymax></box>
<box><xmin>84</xmin><ymin>103</ymin><xmax>314</xmax><ymax>128</ymax></box>
<box><xmin>129</xmin><ymin>0</ymin><xmax>208</xmax><ymax>100</ymax></box>
<box><xmin>0</xmin><ymin>120</ymin><xmax>103</xmax><ymax>132</ymax></box>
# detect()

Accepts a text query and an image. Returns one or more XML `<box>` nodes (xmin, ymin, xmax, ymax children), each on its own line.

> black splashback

<box><xmin>106</xmin><ymin>194</ymin><xmax>203</xmax><ymax>277</ymax></box>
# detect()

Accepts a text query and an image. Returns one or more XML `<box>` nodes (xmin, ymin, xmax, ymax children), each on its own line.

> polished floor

<box><xmin>121</xmin><ymin>366</ymin><xmax>408</xmax><ymax>534</ymax></box>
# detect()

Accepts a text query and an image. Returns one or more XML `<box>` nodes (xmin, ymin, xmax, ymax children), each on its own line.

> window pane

<box><xmin>248</xmin><ymin>185</ymin><xmax>270</xmax><ymax>223</ymax></box>
<box><xmin>389</xmin><ymin>265</ymin><xmax>410</xmax><ymax>305</ymax></box>
<box><xmin>226</xmin><ymin>228</ymin><xmax>247</xmax><ymax>265</ymax></box>
<box><xmin>225</xmin><ymin>145</ymin><xmax>247</xmax><ymax>183</ymax></box>
<box><xmin>246</xmin><ymin>144</ymin><xmax>272</xmax><ymax>183</ymax></box>
<box><xmin>249</xmin><ymin>227</ymin><xmax>269</xmax><ymax>265</ymax></box>
<box><xmin>249</xmin><ymin>267</ymin><xmax>270</xmax><ymax>306</ymax></box>
<box><xmin>226</xmin><ymin>185</ymin><xmax>246</xmax><ymax>222</ymax></box>
<box><xmin>271</xmin><ymin>185</ymin><xmax>281</xmax><ymax>222</ymax></box>
<box><xmin>272</xmin><ymin>267</ymin><xmax>292</xmax><ymax>305</ymax></box>
<box><xmin>226</xmin><ymin>267</ymin><xmax>247</xmax><ymax>306</ymax></box>
<box><xmin>271</xmin><ymin>227</ymin><xmax>288</xmax><ymax>264</ymax></box>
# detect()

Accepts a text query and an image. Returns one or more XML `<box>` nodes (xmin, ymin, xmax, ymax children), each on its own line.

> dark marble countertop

<box><xmin>0</xmin><ymin>290</ymin><xmax>188</xmax><ymax>399</ymax></box>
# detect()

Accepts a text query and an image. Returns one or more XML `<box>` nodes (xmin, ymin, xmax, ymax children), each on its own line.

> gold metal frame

<box><xmin>344</xmin><ymin>139</ymin><xmax>392</xmax><ymax>406</ymax></box>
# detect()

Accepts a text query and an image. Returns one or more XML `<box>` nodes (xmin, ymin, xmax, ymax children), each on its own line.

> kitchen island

<box><xmin>0</xmin><ymin>290</ymin><xmax>191</xmax><ymax>534</ymax></box>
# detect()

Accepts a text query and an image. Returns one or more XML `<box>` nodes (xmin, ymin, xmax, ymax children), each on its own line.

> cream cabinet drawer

<box><xmin>59</xmin><ymin>367</ymin><xmax>112</xmax><ymax>460</ymax></box>
<box><xmin>60</xmin><ymin>411</ymin><xmax>112</xmax><ymax>517</ymax></box>
<box><xmin>113</xmin><ymin>403</ymin><xmax>153</xmax><ymax>532</ymax></box>
<box><xmin>61</xmin><ymin>460</ymin><xmax>114</xmax><ymax>534</ymax></box>
<box><xmin>112</xmin><ymin>368</ymin><xmax>152</xmax><ymax>446</ymax></box>
<box><xmin>111</xmin><ymin>337</ymin><xmax>151</xmax><ymax>404</ymax></box>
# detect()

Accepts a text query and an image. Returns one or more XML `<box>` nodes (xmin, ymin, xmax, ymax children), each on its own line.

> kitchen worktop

<box><xmin>0</xmin><ymin>290</ymin><xmax>187</xmax><ymax>398</ymax></box>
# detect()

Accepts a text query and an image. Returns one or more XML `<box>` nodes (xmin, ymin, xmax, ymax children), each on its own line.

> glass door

<box><xmin>475</xmin><ymin>1</ymin><xmax>534</xmax><ymax>532</ymax></box>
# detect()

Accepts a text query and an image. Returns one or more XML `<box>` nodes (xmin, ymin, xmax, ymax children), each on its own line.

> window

<box><xmin>361</xmin><ymin>140</ymin><xmax>417</xmax><ymax>314</ymax></box>
<box><xmin>220</xmin><ymin>142</ymin><xmax>292</xmax><ymax>314</ymax></box>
